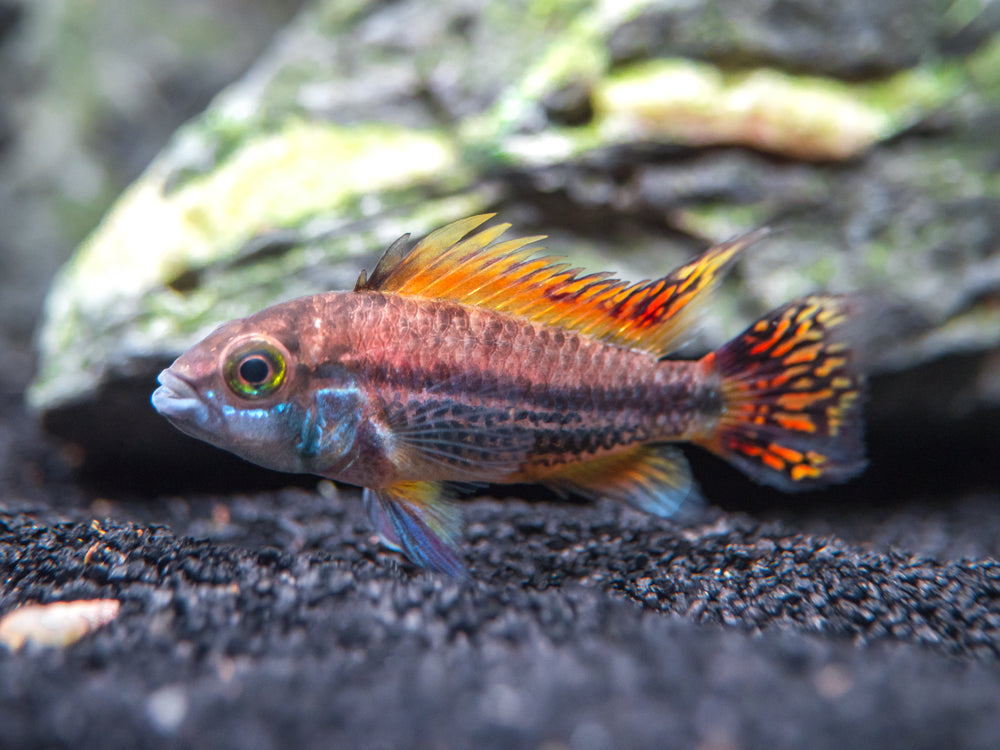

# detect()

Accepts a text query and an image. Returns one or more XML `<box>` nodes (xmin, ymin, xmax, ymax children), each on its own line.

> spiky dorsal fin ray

<box><xmin>358</xmin><ymin>215</ymin><xmax>766</xmax><ymax>357</ymax></box>
<box><xmin>355</xmin><ymin>233</ymin><xmax>411</xmax><ymax>290</ymax></box>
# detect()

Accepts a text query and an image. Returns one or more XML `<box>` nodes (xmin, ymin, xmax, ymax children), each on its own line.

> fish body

<box><xmin>153</xmin><ymin>215</ymin><xmax>865</xmax><ymax>575</ymax></box>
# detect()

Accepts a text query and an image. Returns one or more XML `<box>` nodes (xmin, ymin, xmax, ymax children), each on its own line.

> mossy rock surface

<box><xmin>28</xmin><ymin>0</ymin><xmax>1000</xmax><ymax>467</ymax></box>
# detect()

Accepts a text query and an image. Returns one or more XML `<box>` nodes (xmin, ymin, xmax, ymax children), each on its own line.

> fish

<box><xmin>152</xmin><ymin>215</ymin><xmax>865</xmax><ymax>576</ymax></box>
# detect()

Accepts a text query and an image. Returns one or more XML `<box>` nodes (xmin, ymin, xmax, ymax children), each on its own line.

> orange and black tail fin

<box><xmin>697</xmin><ymin>295</ymin><xmax>866</xmax><ymax>492</ymax></box>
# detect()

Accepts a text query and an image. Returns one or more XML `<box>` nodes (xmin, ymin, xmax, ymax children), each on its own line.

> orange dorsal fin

<box><xmin>358</xmin><ymin>215</ymin><xmax>766</xmax><ymax>357</ymax></box>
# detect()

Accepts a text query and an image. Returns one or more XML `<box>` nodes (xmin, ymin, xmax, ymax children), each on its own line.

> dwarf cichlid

<box><xmin>152</xmin><ymin>215</ymin><xmax>865</xmax><ymax>575</ymax></box>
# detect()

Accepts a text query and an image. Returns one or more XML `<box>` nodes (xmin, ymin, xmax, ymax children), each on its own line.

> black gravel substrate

<box><xmin>3</xmin><ymin>476</ymin><xmax>1000</xmax><ymax>749</ymax></box>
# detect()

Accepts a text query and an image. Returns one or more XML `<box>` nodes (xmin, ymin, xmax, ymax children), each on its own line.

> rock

<box><xmin>25</xmin><ymin>0</ymin><xmax>1000</xmax><ymax>472</ymax></box>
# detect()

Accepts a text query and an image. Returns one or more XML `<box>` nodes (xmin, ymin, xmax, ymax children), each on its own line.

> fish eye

<box><xmin>239</xmin><ymin>356</ymin><xmax>271</xmax><ymax>384</ymax></box>
<box><xmin>222</xmin><ymin>338</ymin><xmax>288</xmax><ymax>399</ymax></box>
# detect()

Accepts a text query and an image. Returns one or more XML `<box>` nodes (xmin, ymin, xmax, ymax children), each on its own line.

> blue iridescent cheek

<box><xmin>221</xmin><ymin>401</ymin><xmax>295</xmax><ymax>445</ymax></box>
<box><xmin>294</xmin><ymin>387</ymin><xmax>364</xmax><ymax>462</ymax></box>
<box><xmin>221</xmin><ymin>402</ymin><xmax>288</xmax><ymax>420</ymax></box>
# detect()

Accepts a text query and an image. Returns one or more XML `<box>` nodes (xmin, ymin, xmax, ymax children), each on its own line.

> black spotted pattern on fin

<box><xmin>701</xmin><ymin>295</ymin><xmax>866</xmax><ymax>491</ymax></box>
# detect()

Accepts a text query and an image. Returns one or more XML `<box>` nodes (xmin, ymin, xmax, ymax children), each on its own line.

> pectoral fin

<box><xmin>363</xmin><ymin>481</ymin><xmax>467</xmax><ymax>577</ymax></box>
<box><xmin>542</xmin><ymin>445</ymin><xmax>702</xmax><ymax>518</ymax></box>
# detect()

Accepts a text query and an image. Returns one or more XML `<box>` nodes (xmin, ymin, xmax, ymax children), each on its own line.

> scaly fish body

<box><xmin>153</xmin><ymin>215</ymin><xmax>865</xmax><ymax>575</ymax></box>
<box><xmin>336</xmin><ymin>291</ymin><xmax>709</xmax><ymax>482</ymax></box>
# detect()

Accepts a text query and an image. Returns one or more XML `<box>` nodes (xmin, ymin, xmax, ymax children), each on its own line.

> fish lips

<box><xmin>151</xmin><ymin>369</ymin><xmax>215</xmax><ymax>438</ymax></box>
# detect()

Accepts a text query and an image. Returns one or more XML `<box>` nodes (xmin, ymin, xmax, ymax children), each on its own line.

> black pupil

<box><xmin>239</xmin><ymin>356</ymin><xmax>271</xmax><ymax>384</ymax></box>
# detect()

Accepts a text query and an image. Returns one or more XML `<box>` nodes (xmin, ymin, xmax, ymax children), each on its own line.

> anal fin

<box><xmin>363</xmin><ymin>481</ymin><xmax>468</xmax><ymax>577</ymax></box>
<box><xmin>542</xmin><ymin>445</ymin><xmax>702</xmax><ymax>518</ymax></box>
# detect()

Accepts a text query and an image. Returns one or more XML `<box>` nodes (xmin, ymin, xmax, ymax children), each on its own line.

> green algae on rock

<box><xmin>592</xmin><ymin>59</ymin><xmax>959</xmax><ymax>161</ymax></box>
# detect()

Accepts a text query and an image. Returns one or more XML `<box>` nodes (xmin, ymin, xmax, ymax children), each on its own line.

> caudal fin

<box><xmin>697</xmin><ymin>295</ymin><xmax>866</xmax><ymax>491</ymax></box>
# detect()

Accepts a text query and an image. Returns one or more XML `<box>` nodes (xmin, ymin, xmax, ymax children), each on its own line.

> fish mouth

<box><xmin>151</xmin><ymin>369</ymin><xmax>211</xmax><ymax>430</ymax></box>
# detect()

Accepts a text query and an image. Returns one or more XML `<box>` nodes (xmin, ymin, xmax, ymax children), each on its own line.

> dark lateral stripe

<box><xmin>389</xmin><ymin>392</ymin><xmax>655</xmax><ymax>460</ymax></box>
<box><xmin>358</xmin><ymin>358</ymin><xmax>688</xmax><ymax>417</ymax></box>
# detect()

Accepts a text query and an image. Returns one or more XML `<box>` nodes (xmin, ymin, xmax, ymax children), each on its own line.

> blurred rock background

<box><xmin>0</xmin><ymin>0</ymin><xmax>305</xmax><ymax>390</ymax></box>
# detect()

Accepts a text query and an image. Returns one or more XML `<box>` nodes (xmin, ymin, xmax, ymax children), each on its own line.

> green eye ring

<box><xmin>222</xmin><ymin>338</ymin><xmax>288</xmax><ymax>399</ymax></box>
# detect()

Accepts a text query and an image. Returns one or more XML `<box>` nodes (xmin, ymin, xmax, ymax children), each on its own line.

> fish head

<box><xmin>151</xmin><ymin>304</ymin><xmax>363</xmax><ymax>476</ymax></box>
